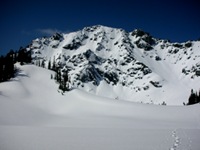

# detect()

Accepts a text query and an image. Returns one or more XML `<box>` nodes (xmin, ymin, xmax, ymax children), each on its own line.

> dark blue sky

<box><xmin>0</xmin><ymin>0</ymin><xmax>199</xmax><ymax>55</ymax></box>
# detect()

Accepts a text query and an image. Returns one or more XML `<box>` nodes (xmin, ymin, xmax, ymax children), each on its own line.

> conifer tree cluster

<box><xmin>17</xmin><ymin>47</ymin><xmax>32</xmax><ymax>65</ymax></box>
<box><xmin>55</xmin><ymin>69</ymin><xmax>71</xmax><ymax>92</ymax></box>
<box><xmin>187</xmin><ymin>89</ymin><xmax>200</xmax><ymax>105</ymax></box>
<box><xmin>0</xmin><ymin>51</ymin><xmax>15</xmax><ymax>82</ymax></box>
<box><xmin>0</xmin><ymin>47</ymin><xmax>31</xmax><ymax>83</ymax></box>
<box><xmin>47</xmin><ymin>58</ymin><xmax>71</xmax><ymax>92</ymax></box>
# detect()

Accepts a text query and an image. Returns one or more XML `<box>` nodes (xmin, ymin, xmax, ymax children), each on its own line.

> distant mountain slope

<box><xmin>25</xmin><ymin>25</ymin><xmax>200</xmax><ymax>105</ymax></box>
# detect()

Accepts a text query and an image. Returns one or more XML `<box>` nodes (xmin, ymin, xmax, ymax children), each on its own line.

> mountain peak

<box><xmin>83</xmin><ymin>25</ymin><xmax>114</xmax><ymax>30</ymax></box>
<box><xmin>26</xmin><ymin>25</ymin><xmax>200</xmax><ymax>105</ymax></box>
<box><xmin>131</xmin><ymin>29</ymin><xmax>150</xmax><ymax>37</ymax></box>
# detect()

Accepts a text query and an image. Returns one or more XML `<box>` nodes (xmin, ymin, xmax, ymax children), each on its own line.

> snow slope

<box><xmin>26</xmin><ymin>25</ymin><xmax>200</xmax><ymax>105</ymax></box>
<box><xmin>0</xmin><ymin>64</ymin><xmax>200</xmax><ymax>150</ymax></box>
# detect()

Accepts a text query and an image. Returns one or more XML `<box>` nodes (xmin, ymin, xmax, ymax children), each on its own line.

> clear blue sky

<box><xmin>0</xmin><ymin>0</ymin><xmax>199</xmax><ymax>55</ymax></box>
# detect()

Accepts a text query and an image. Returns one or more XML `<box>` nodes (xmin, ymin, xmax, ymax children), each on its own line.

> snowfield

<box><xmin>0</xmin><ymin>64</ymin><xmax>200</xmax><ymax>150</ymax></box>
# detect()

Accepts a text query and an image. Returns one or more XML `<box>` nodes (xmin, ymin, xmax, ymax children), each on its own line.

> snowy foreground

<box><xmin>0</xmin><ymin>64</ymin><xmax>200</xmax><ymax>150</ymax></box>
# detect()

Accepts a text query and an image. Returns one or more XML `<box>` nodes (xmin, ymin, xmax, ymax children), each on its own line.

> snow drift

<box><xmin>0</xmin><ymin>64</ymin><xmax>200</xmax><ymax>150</ymax></box>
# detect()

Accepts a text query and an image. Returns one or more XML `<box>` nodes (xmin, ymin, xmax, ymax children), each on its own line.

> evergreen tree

<box><xmin>17</xmin><ymin>47</ymin><xmax>32</xmax><ymax>65</ymax></box>
<box><xmin>0</xmin><ymin>56</ymin><xmax>4</xmax><ymax>82</ymax></box>
<box><xmin>37</xmin><ymin>60</ymin><xmax>41</xmax><ymax>67</ymax></box>
<box><xmin>18</xmin><ymin>47</ymin><xmax>26</xmax><ymax>65</ymax></box>
<box><xmin>13</xmin><ymin>51</ymin><xmax>18</xmax><ymax>63</ymax></box>
<box><xmin>198</xmin><ymin>90</ymin><xmax>200</xmax><ymax>103</ymax></box>
<box><xmin>57</xmin><ymin>70</ymin><xmax>71</xmax><ymax>92</ymax></box>
<box><xmin>48</xmin><ymin>59</ymin><xmax>51</xmax><ymax>70</ymax></box>
<box><xmin>41</xmin><ymin>60</ymin><xmax>45</xmax><ymax>68</ymax></box>
<box><xmin>52</xmin><ymin>57</ymin><xmax>56</xmax><ymax>71</ymax></box>
<box><xmin>25</xmin><ymin>50</ymin><xmax>32</xmax><ymax>63</ymax></box>
<box><xmin>6</xmin><ymin>51</ymin><xmax>14</xmax><ymax>79</ymax></box>
<box><xmin>0</xmin><ymin>50</ymin><xmax>15</xmax><ymax>82</ymax></box>
<box><xmin>188</xmin><ymin>89</ymin><xmax>196</xmax><ymax>105</ymax></box>
<box><xmin>187</xmin><ymin>89</ymin><xmax>200</xmax><ymax>105</ymax></box>
<box><xmin>50</xmin><ymin>74</ymin><xmax>53</xmax><ymax>79</ymax></box>
<box><xmin>55</xmin><ymin>69</ymin><xmax>61</xmax><ymax>84</ymax></box>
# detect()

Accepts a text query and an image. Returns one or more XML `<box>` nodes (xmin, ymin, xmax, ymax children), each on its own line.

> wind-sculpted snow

<box><xmin>26</xmin><ymin>25</ymin><xmax>200</xmax><ymax>105</ymax></box>
<box><xmin>0</xmin><ymin>64</ymin><xmax>200</xmax><ymax>150</ymax></box>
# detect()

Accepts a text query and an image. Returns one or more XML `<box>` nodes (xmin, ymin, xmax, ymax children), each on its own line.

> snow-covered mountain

<box><xmin>26</xmin><ymin>25</ymin><xmax>200</xmax><ymax>105</ymax></box>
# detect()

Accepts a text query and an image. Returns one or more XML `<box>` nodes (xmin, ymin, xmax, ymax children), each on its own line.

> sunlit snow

<box><xmin>0</xmin><ymin>64</ymin><xmax>200</xmax><ymax>150</ymax></box>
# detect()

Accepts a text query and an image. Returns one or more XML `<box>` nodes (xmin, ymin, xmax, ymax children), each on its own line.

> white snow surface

<box><xmin>0</xmin><ymin>64</ymin><xmax>200</xmax><ymax>150</ymax></box>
